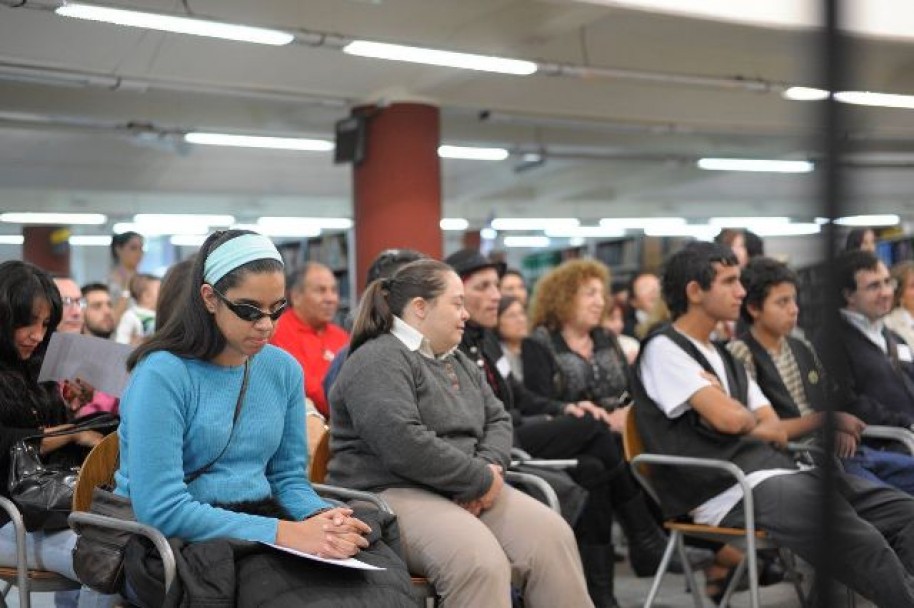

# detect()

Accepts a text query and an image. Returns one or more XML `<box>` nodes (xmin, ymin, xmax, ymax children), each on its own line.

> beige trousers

<box><xmin>381</xmin><ymin>485</ymin><xmax>594</xmax><ymax>608</ymax></box>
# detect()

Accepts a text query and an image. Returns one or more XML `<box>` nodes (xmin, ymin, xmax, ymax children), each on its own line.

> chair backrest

<box><xmin>622</xmin><ymin>407</ymin><xmax>645</xmax><ymax>463</ymax></box>
<box><xmin>309</xmin><ymin>425</ymin><xmax>331</xmax><ymax>483</ymax></box>
<box><xmin>72</xmin><ymin>433</ymin><xmax>119</xmax><ymax>512</ymax></box>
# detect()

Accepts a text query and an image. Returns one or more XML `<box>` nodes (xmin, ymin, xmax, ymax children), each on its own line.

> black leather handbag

<box><xmin>7</xmin><ymin>414</ymin><xmax>118</xmax><ymax>531</ymax></box>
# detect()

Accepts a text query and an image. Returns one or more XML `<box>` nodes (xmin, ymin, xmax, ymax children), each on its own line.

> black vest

<box><xmin>633</xmin><ymin>326</ymin><xmax>797</xmax><ymax>519</ymax></box>
<box><xmin>740</xmin><ymin>334</ymin><xmax>828</xmax><ymax>420</ymax></box>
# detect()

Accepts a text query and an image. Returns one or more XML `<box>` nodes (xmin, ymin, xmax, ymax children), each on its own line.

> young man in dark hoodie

<box><xmin>635</xmin><ymin>241</ymin><xmax>914</xmax><ymax>606</ymax></box>
<box><xmin>445</xmin><ymin>249</ymin><xmax>710</xmax><ymax>607</ymax></box>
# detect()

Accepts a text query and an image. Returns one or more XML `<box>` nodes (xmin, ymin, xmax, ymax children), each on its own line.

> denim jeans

<box><xmin>843</xmin><ymin>444</ymin><xmax>914</xmax><ymax>496</ymax></box>
<box><xmin>0</xmin><ymin>523</ymin><xmax>120</xmax><ymax>608</ymax></box>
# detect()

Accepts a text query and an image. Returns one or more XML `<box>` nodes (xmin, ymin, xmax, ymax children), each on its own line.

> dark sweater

<box><xmin>814</xmin><ymin>318</ymin><xmax>914</xmax><ymax>427</ymax></box>
<box><xmin>326</xmin><ymin>333</ymin><xmax>513</xmax><ymax>502</ymax></box>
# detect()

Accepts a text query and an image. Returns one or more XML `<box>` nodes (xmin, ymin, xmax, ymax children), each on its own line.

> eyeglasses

<box><xmin>211</xmin><ymin>287</ymin><xmax>287</xmax><ymax>322</ymax></box>
<box><xmin>61</xmin><ymin>296</ymin><xmax>86</xmax><ymax>309</ymax></box>
<box><xmin>861</xmin><ymin>277</ymin><xmax>898</xmax><ymax>294</ymax></box>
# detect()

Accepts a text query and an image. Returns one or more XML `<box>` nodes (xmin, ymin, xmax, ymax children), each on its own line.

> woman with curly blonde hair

<box><xmin>524</xmin><ymin>258</ymin><xmax>711</xmax><ymax>591</ymax></box>
<box><xmin>527</xmin><ymin>259</ymin><xmax>629</xmax><ymax>413</ymax></box>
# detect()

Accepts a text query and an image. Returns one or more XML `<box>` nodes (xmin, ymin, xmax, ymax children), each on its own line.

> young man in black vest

<box><xmin>634</xmin><ymin>241</ymin><xmax>914</xmax><ymax>606</ymax></box>
<box><xmin>728</xmin><ymin>256</ymin><xmax>914</xmax><ymax>495</ymax></box>
<box><xmin>816</xmin><ymin>249</ymin><xmax>914</xmax><ymax>429</ymax></box>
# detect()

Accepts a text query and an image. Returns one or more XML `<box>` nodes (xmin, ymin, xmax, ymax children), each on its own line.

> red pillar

<box><xmin>23</xmin><ymin>226</ymin><xmax>70</xmax><ymax>275</ymax></box>
<box><xmin>353</xmin><ymin>102</ymin><xmax>442</xmax><ymax>292</ymax></box>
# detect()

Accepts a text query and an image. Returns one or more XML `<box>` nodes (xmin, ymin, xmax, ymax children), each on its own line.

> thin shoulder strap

<box><xmin>184</xmin><ymin>359</ymin><xmax>250</xmax><ymax>484</ymax></box>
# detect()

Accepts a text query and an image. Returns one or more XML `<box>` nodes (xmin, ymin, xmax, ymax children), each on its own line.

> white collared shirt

<box><xmin>841</xmin><ymin>308</ymin><xmax>887</xmax><ymax>353</ymax></box>
<box><xmin>391</xmin><ymin>316</ymin><xmax>457</xmax><ymax>360</ymax></box>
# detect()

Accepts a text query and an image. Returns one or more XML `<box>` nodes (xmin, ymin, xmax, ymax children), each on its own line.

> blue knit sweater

<box><xmin>115</xmin><ymin>346</ymin><xmax>328</xmax><ymax>543</ymax></box>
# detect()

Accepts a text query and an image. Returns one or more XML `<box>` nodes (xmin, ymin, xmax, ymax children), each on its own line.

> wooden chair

<box><xmin>622</xmin><ymin>412</ymin><xmax>810</xmax><ymax>608</ymax></box>
<box><xmin>69</xmin><ymin>434</ymin><xmax>178</xmax><ymax>598</ymax></box>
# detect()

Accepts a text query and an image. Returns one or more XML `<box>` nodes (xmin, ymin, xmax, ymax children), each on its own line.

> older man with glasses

<box><xmin>53</xmin><ymin>276</ymin><xmax>86</xmax><ymax>334</ymax></box>
<box><xmin>815</xmin><ymin>249</ymin><xmax>914</xmax><ymax>431</ymax></box>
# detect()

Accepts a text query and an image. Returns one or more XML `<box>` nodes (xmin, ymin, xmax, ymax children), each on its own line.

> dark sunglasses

<box><xmin>211</xmin><ymin>287</ymin><xmax>287</xmax><ymax>322</ymax></box>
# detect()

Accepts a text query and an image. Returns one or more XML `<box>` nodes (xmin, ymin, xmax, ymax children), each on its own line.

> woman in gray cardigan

<box><xmin>327</xmin><ymin>259</ymin><xmax>592</xmax><ymax>608</ymax></box>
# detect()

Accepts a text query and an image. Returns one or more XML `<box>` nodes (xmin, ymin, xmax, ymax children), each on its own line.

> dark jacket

<box><xmin>124</xmin><ymin>505</ymin><xmax>414</xmax><ymax>608</ymax></box>
<box><xmin>0</xmin><ymin>359</ymin><xmax>73</xmax><ymax>525</ymax></box>
<box><xmin>633</xmin><ymin>327</ymin><xmax>797</xmax><ymax>519</ymax></box>
<box><xmin>523</xmin><ymin>326</ymin><xmax>631</xmax><ymax>409</ymax></box>
<box><xmin>458</xmin><ymin>322</ymin><xmax>565</xmax><ymax>424</ymax></box>
<box><xmin>815</xmin><ymin>318</ymin><xmax>914</xmax><ymax>427</ymax></box>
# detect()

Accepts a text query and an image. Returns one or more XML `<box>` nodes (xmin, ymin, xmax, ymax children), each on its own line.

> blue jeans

<box><xmin>0</xmin><ymin>523</ymin><xmax>120</xmax><ymax>608</ymax></box>
<box><xmin>843</xmin><ymin>445</ymin><xmax>914</xmax><ymax>496</ymax></box>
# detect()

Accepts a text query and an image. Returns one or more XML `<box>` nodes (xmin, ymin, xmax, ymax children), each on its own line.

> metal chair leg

<box><xmin>676</xmin><ymin>533</ymin><xmax>704</xmax><ymax>608</ymax></box>
<box><xmin>643</xmin><ymin>529</ymin><xmax>679</xmax><ymax>607</ymax></box>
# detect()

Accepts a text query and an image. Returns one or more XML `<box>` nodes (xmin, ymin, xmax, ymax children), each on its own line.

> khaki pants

<box><xmin>381</xmin><ymin>485</ymin><xmax>594</xmax><ymax>608</ymax></box>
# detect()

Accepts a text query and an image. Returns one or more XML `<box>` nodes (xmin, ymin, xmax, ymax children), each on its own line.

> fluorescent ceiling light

<box><xmin>709</xmin><ymin>216</ymin><xmax>790</xmax><ymax>227</ymax></box>
<box><xmin>599</xmin><ymin>217</ymin><xmax>686</xmax><ymax>230</ymax></box>
<box><xmin>113</xmin><ymin>221</ymin><xmax>209</xmax><ymax>236</ymax></box>
<box><xmin>257</xmin><ymin>217</ymin><xmax>353</xmax><ymax>231</ymax></box>
<box><xmin>231</xmin><ymin>223</ymin><xmax>321</xmax><ymax>238</ymax></box>
<box><xmin>835</xmin><ymin>214</ymin><xmax>900</xmax><ymax>227</ymax></box>
<box><xmin>544</xmin><ymin>226</ymin><xmax>626</xmax><ymax>238</ymax></box>
<box><xmin>504</xmin><ymin>236</ymin><xmax>551</xmax><ymax>248</ymax></box>
<box><xmin>0</xmin><ymin>212</ymin><xmax>107</xmax><ymax>225</ymax></box>
<box><xmin>697</xmin><ymin>158</ymin><xmax>814</xmax><ymax>173</ymax></box>
<box><xmin>55</xmin><ymin>4</ymin><xmax>294</xmax><ymax>46</ymax></box>
<box><xmin>69</xmin><ymin>235</ymin><xmax>112</xmax><ymax>246</ymax></box>
<box><xmin>171</xmin><ymin>235</ymin><xmax>209</xmax><ymax>247</ymax></box>
<box><xmin>438</xmin><ymin>145</ymin><xmax>509</xmax><ymax>161</ymax></box>
<box><xmin>0</xmin><ymin>236</ymin><xmax>24</xmax><ymax>245</ymax></box>
<box><xmin>782</xmin><ymin>86</ymin><xmax>829</xmax><ymax>101</ymax></box>
<box><xmin>134</xmin><ymin>213</ymin><xmax>235</xmax><ymax>226</ymax></box>
<box><xmin>342</xmin><ymin>40</ymin><xmax>537</xmax><ymax>75</ymax></box>
<box><xmin>440</xmin><ymin>218</ymin><xmax>469</xmax><ymax>231</ymax></box>
<box><xmin>491</xmin><ymin>218</ymin><xmax>579</xmax><ymax>231</ymax></box>
<box><xmin>784</xmin><ymin>87</ymin><xmax>914</xmax><ymax>110</ymax></box>
<box><xmin>752</xmin><ymin>223</ymin><xmax>822</xmax><ymax>237</ymax></box>
<box><xmin>835</xmin><ymin>91</ymin><xmax>914</xmax><ymax>110</ymax></box>
<box><xmin>644</xmin><ymin>224</ymin><xmax>719</xmax><ymax>241</ymax></box>
<box><xmin>185</xmin><ymin>132</ymin><xmax>334</xmax><ymax>152</ymax></box>
<box><xmin>480</xmin><ymin>227</ymin><xmax>498</xmax><ymax>240</ymax></box>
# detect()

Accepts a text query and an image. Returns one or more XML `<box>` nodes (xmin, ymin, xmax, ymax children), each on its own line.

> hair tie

<box><xmin>380</xmin><ymin>278</ymin><xmax>392</xmax><ymax>290</ymax></box>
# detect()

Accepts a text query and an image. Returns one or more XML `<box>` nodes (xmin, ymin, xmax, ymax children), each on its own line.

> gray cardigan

<box><xmin>326</xmin><ymin>333</ymin><xmax>513</xmax><ymax>502</ymax></box>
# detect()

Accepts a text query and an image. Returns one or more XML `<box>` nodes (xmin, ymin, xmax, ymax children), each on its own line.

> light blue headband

<box><xmin>203</xmin><ymin>233</ymin><xmax>283</xmax><ymax>285</ymax></box>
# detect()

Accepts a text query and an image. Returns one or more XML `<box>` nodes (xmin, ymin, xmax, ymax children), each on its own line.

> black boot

<box><xmin>615</xmin><ymin>493</ymin><xmax>714</xmax><ymax>577</ymax></box>
<box><xmin>579</xmin><ymin>544</ymin><xmax>620</xmax><ymax>608</ymax></box>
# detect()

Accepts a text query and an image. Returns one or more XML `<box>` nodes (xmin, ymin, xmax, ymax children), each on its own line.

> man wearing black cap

<box><xmin>445</xmin><ymin>249</ymin><xmax>709</xmax><ymax>607</ymax></box>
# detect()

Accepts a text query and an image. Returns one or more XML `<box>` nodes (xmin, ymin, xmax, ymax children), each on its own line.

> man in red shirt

<box><xmin>271</xmin><ymin>261</ymin><xmax>349</xmax><ymax>417</ymax></box>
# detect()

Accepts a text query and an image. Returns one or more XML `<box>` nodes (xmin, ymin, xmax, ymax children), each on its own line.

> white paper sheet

<box><xmin>37</xmin><ymin>332</ymin><xmax>133</xmax><ymax>397</ymax></box>
<box><xmin>259</xmin><ymin>542</ymin><xmax>385</xmax><ymax>570</ymax></box>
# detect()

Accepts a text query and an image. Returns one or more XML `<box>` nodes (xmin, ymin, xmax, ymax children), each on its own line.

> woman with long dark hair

<box><xmin>327</xmin><ymin>259</ymin><xmax>593</xmax><ymax>608</ymax></box>
<box><xmin>0</xmin><ymin>261</ymin><xmax>115</xmax><ymax>608</ymax></box>
<box><xmin>118</xmin><ymin>230</ymin><xmax>411</xmax><ymax>606</ymax></box>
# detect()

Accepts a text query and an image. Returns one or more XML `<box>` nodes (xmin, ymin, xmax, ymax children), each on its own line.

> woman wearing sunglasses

<box><xmin>117</xmin><ymin>230</ymin><xmax>411</xmax><ymax>606</ymax></box>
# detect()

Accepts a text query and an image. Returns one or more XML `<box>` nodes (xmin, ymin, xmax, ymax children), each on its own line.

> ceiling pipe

<box><xmin>1</xmin><ymin>0</ymin><xmax>787</xmax><ymax>95</ymax></box>
<box><xmin>0</xmin><ymin>60</ymin><xmax>350</xmax><ymax>107</ymax></box>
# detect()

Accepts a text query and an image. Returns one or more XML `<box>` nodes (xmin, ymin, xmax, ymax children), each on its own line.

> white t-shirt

<box><xmin>640</xmin><ymin>331</ymin><xmax>799</xmax><ymax>526</ymax></box>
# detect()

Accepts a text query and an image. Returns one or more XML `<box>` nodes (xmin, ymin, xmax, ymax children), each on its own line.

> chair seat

<box><xmin>0</xmin><ymin>566</ymin><xmax>81</xmax><ymax>592</ymax></box>
<box><xmin>664</xmin><ymin>521</ymin><xmax>768</xmax><ymax>539</ymax></box>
